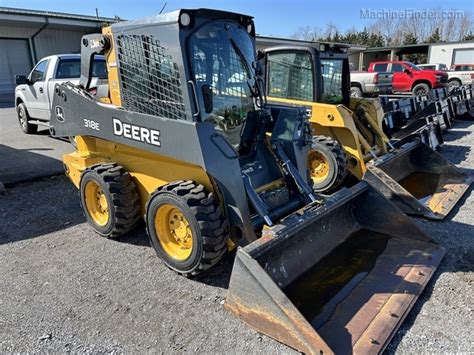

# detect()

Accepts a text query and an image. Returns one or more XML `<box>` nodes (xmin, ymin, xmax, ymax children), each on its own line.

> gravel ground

<box><xmin>0</xmin><ymin>121</ymin><xmax>473</xmax><ymax>354</ymax></box>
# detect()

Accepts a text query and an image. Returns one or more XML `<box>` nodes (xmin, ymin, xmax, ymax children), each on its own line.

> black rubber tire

<box><xmin>146</xmin><ymin>180</ymin><xmax>227</xmax><ymax>277</ymax></box>
<box><xmin>79</xmin><ymin>163</ymin><xmax>140</xmax><ymax>238</ymax></box>
<box><xmin>412</xmin><ymin>83</ymin><xmax>430</xmax><ymax>96</ymax></box>
<box><xmin>17</xmin><ymin>102</ymin><xmax>37</xmax><ymax>134</ymax></box>
<box><xmin>448</xmin><ymin>79</ymin><xmax>462</xmax><ymax>93</ymax></box>
<box><xmin>350</xmin><ymin>86</ymin><xmax>363</xmax><ymax>98</ymax></box>
<box><xmin>309</xmin><ymin>135</ymin><xmax>348</xmax><ymax>193</ymax></box>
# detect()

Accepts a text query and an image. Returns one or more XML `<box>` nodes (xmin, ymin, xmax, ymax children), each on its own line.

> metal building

<box><xmin>0</xmin><ymin>7</ymin><xmax>118</xmax><ymax>103</ymax></box>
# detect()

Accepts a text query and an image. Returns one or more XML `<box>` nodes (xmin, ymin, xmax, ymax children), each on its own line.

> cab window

<box><xmin>391</xmin><ymin>63</ymin><xmax>405</xmax><ymax>72</ymax></box>
<box><xmin>372</xmin><ymin>63</ymin><xmax>388</xmax><ymax>72</ymax></box>
<box><xmin>267</xmin><ymin>51</ymin><xmax>314</xmax><ymax>101</ymax></box>
<box><xmin>30</xmin><ymin>60</ymin><xmax>49</xmax><ymax>83</ymax></box>
<box><xmin>56</xmin><ymin>58</ymin><xmax>107</xmax><ymax>79</ymax></box>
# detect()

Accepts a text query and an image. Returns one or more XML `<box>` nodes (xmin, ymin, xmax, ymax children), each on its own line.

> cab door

<box><xmin>262</xmin><ymin>48</ymin><xmax>319</xmax><ymax>103</ymax></box>
<box><xmin>390</xmin><ymin>63</ymin><xmax>411</xmax><ymax>92</ymax></box>
<box><xmin>24</xmin><ymin>59</ymin><xmax>50</xmax><ymax>120</ymax></box>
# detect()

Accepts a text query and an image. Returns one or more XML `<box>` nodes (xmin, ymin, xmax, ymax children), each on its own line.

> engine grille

<box><xmin>116</xmin><ymin>34</ymin><xmax>186</xmax><ymax>120</ymax></box>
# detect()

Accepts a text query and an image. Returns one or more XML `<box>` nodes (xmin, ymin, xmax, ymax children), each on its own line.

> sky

<box><xmin>0</xmin><ymin>0</ymin><xmax>472</xmax><ymax>37</ymax></box>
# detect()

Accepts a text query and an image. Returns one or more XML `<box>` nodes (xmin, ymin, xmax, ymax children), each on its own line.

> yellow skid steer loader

<box><xmin>49</xmin><ymin>9</ymin><xmax>444</xmax><ymax>354</ymax></box>
<box><xmin>260</xmin><ymin>44</ymin><xmax>471</xmax><ymax>219</ymax></box>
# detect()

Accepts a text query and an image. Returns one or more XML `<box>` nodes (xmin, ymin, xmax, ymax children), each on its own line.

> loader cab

<box><xmin>261</xmin><ymin>46</ymin><xmax>322</xmax><ymax>104</ymax></box>
<box><xmin>318</xmin><ymin>43</ymin><xmax>351</xmax><ymax>106</ymax></box>
<box><xmin>260</xmin><ymin>43</ymin><xmax>351</xmax><ymax>106</ymax></box>
<box><xmin>186</xmin><ymin>16</ymin><xmax>260</xmax><ymax>147</ymax></box>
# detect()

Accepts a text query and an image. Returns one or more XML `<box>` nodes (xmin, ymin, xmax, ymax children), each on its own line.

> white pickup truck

<box><xmin>15</xmin><ymin>54</ymin><xmax>107</xmax><ymax>134</ymax></box>
<box><xmin>349</xmin><ymin>71</ymin><xmax>393</xmax><ymax>98</ymax></box>
<box><xmin>447</xmin><ymin>64</ymin><xmax>474</xmax><ymax>91</ymax></box>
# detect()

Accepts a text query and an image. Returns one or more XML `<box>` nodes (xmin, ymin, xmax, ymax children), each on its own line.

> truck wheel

<box><xmin>146</xmin><ymin>180</ymin><xmax>227</xmax><ymax>277</ymax></box>
<box><xmin>17</xmin><ymin>103</ymin><xmax>37</xmax><ymax>134</ymax></box>
<box><xmin>79</xmin><ymin>163</ymin><xmax>140</xmax><ymax>238</ymax></box>
<box><xmin>412</xmin><ymin>83</ymin><xmax>430</xmax><ymax>96</ymax></box>
<box><xmin>448</xmin><ymin>79</ymin><xmax>461</xmax><ymax>93</ymax></box>
<box><xmin>350</xmin><ymin>86</ymin><xmax>363</xmax><ymax>98</ymax></box>
<box><xmin>308</xmin><ymin>136</ymin><xmax>348</xmax><ymax>193</ymax></box>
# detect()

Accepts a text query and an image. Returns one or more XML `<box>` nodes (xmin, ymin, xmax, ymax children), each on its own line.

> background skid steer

<box><xmin>260</xmin><ymin>44</ymin><xmax>471</xmax><ymax>219</ymax></box>
<box><xmin>49</xmin><ymin>9</ymin><xmax>445</xmax><ymax>354</ymax></box>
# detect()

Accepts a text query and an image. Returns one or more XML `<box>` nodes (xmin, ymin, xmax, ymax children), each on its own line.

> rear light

<box><xmin>471</xmin><ymin>73</ymin><xmax>474</xmax><ymax>79</ymax></box>
<box><xmin>373</xmin><ymin>73</ymin><xmax>378</xmax><ymax>84</ymax></box>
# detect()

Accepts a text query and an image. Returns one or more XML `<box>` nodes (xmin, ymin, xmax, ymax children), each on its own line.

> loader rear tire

<box><xmin>308</xmin><ymin>136</ymin><xmax>348</xmax><ymax>194</ymax></box>
<box><xmin>146</xmin><ymin>180</ymin><xmax>228</xmax><ymax>277</ymax></box>
<box><xmin>80</xmin><ymin>163</ymin><xmax>140</xmax><ymax>238</ymax></box>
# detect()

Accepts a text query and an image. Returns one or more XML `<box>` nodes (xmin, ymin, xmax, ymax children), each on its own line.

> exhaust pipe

<box><xmin>226</xmin><ymin>182</ymin><xmax>445</xmax><ymax>354</ymax></box>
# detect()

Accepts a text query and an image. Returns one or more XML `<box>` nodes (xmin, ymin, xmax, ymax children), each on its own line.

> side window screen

<box><xmin>373</xmin><ymin>63</ymin><xmax>388</xmax><ymax>72</ymax></box>
<box><xmin>267</xmin><ymin>52</ymin><xmax>313</xmax><ymax>101</ymax></box>
<box><xmin>30</xmin><ymin>60</ymin><xmax>49</xmax><ymax>83</ymax></box>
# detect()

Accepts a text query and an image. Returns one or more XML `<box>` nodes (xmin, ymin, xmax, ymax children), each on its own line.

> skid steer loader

<box><xmin>49</xmin><ymin>9</ymin><xmax>444</xmax><ymax>354</ymax></box>
<box><xmin>260</xmin><ymin>43</ymin><xmax>472</xmax><ymax>219</ymax></box>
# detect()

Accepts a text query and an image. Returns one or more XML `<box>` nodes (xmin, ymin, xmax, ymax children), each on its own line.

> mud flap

<box><xmin>225</xmin><ymin>182</ymin><xmax>445</xmax><ymax>354</ymax></box>
<box><xmin>364</xmin><ymin>140</ymin><xmax>472</xmax><ymax>220</ymax></box>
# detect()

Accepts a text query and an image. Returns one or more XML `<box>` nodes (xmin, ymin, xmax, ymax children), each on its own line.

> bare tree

<box><xmin>289</xmin><ymin>7</ymin><xmax>473</xmax><ymax>46</ymax></box>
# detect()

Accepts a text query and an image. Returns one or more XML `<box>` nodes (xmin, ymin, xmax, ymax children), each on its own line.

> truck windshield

<box><xmin>189</xmin><ymin>22</ymin><xmax>256</xmax><ymax>146</ymax></box>
<box><xmin>321</xmin><ymin>59</ymin><xmax>344</xmax><ymax>104</ymax></box>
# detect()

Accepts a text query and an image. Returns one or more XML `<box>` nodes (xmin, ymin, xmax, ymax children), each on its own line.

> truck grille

<box><xmin>116</xmin><ymin>34</ymin><xmax>186</xmax><ymax>120</ymax></box>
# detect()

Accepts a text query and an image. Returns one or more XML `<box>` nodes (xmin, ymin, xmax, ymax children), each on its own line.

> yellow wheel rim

<box><xmin>84</xmin><ymin>180</ymin><xmax>109</xmax><ymax>226</ymax></box>
<box><xmin>155</xmin><ymin>204</ymin><xmax>193</xmax><ymax>261</ymax></box>
<box><xmin>308</xmin><ymin>150</ymin><xmax>330</xmax><ymax>184</ymax></box>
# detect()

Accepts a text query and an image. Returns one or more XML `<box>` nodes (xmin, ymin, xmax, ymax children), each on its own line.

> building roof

<box><xmin>0</xmin><ymin>6</ymin><xmax>120</xmax><ymax>22</ymax></box>
<box><xmin>365</xmin><ymin>40</ymin><xmax>474</xmax><ymax>51</ymax></box>
<box><xmin>256</xmin><ymin>35</ymin><xmax>366</xmax><ymax>52</ymax></box>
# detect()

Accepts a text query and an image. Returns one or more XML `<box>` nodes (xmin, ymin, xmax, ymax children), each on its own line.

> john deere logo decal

<box><xmin>55</xmin><ymin>106</ymin><xmax>65</xmax><ymax>122</ymax></box>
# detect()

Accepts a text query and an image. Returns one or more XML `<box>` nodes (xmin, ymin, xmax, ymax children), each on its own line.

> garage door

<box><xmin>453</xmin><ymin>48</ymin><xmax>474</xmax><ymax>65</ymax></box>
<box><xmin>0</xmin><ymin>39</ymin><xmax>32</xmax><ymax>103</ymax></box>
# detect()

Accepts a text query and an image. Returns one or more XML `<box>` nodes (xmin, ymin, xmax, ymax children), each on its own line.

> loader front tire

<box><xmin>308</xmin><ymin>136</ymin><xmax>348</xmax><ymax>193</ymax></box>
<box><xmin>79</xmin><ymin>163</ymin><xmax>140</xmax><ymax>238</ymax></box>
<box><xmin>146</xmin><ymin>180</ymin><xmax>227</xmax><ymax>277</ymax></box>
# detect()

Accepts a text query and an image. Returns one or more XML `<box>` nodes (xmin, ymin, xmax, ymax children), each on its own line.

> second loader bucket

<box><xmin>364</xmin><ymin>140</ymin><xmax>472</xmax><ymax>220</ymax></box>
<box><xmin>225</xmin><ymin>182</ymin><xmax>445</xmax><ymax>354</ymax></box>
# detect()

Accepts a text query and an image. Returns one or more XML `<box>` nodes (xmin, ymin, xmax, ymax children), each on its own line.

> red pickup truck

<box><xmin>368</xmin><ymin>61</ymin><xmax>448</xmax><ymax>96</ymax></box>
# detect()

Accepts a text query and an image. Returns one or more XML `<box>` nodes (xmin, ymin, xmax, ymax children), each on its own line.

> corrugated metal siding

<box><xmin>0</xmin><ymin>24</ymin><xmax>39</xmax><ymax>37</ymax></box>
<box><xmin>34</xmin><ymin>29</ymin><xmax>86</xmax><ymax>58</ymax></box>
<box><xmin>0</xmin><ymin>39</ymin><xmax>31</xmax><ymax>102</ymax></box>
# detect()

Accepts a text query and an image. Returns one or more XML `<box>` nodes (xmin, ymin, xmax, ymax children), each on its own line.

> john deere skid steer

<box><xmin>260</xmin><ymin>44</ymin><xmax>471</xmax><ymax>219</ymax></box>
<box><xmin>50</xmin><ymin>9</ymin><xmax>445</xmax><ymax>354</ymax></box>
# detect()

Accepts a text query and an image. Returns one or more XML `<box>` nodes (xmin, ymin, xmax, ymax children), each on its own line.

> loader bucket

<box><xmin>225</xmin><ymin>182</ymin><xmax>445</xmax><ymax>354</ymax></box>
<box><xmin>364</xmin><ymin>140</ymin><xmax>472</xmax><ymax>220</ymax></box>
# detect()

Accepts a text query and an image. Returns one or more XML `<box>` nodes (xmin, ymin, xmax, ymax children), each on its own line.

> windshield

<box><xmin>405</xmin><ymin>62</ymin><xmax>421</xmax><ymax>71</ymax></box>
<box><xmin>321</xmin><ymin>59</ymin><xmax>344</xmax><ymax>104</ymax></box>
<box><xmin>189</xmin><ymin>22</ymin><xmax>256</xmax><ymax>146</ymax></box>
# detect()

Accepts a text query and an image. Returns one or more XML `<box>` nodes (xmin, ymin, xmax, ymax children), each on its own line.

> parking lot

<box><xmin>0</xmin><ymin>106</ymin><xmax>473</xmax><ymax>353</ymax></box>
